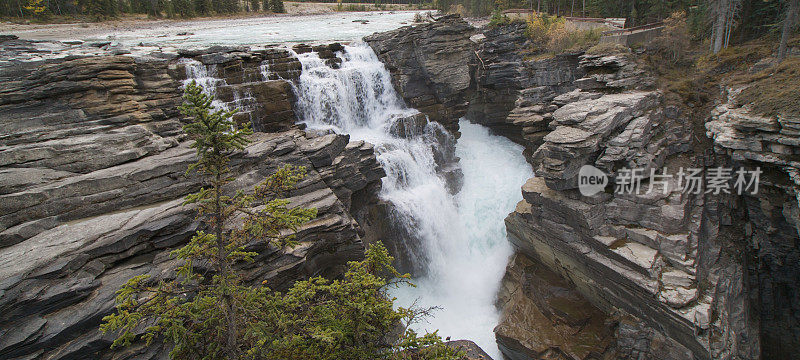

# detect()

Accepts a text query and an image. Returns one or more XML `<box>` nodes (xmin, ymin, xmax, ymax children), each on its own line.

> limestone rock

<box><xmin>365</xmin><ymin>14</ymin><xmax>476</xmax><ymax>135</ymax></box>
<box><xmin>705</xmin><ymin>86</ymin><xmax>800</xmax><ymax>358</ymax></box>
<box><xmin>0</xmin><ymin>45</ymin><xmax>385</xmax><ymax>360</ymax></box>
<box><xmin>466</xmin><ymin>22</ymin><xmax>583</xmax><ymax>160</ymax></box>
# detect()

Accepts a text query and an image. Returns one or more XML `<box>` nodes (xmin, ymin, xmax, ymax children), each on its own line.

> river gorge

<box><xmin>1</xmin><ymin>12</ymin><xmax>799</xmax><ymax>360</ymax></box>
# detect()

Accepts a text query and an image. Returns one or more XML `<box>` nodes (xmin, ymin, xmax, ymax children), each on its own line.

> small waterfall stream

<box><xmin>293</xmin><ymin>44</ymin><xmax>534</xmax><ymax>358</ymax></box>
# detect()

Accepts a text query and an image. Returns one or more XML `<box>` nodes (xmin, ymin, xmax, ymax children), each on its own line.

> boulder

<box><xmin>388</xmin><ymin>112</ymin><xmax>429</xmax><ymax>138</ymax></box>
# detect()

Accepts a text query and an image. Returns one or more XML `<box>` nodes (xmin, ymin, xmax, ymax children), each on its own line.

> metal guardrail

<box><xmin>602</xmin><ymin>21</ymin><xmax>665</xmax><ymax>36</ymax></box>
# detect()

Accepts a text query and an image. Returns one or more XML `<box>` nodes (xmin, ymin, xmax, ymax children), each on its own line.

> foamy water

<box><xmin>390</xmin><ymin>121</ymin><xmax>533</xmax><ymax>359</ymax></box>
<box><xmin>180</xmin><ymin>39</ymin><xmax>532</xmax><ymax>359</ymax></box>
<box><xmin>291</xmin><ymin>44</ymin><xmax>533</xmax><ymax>358</ymax></box>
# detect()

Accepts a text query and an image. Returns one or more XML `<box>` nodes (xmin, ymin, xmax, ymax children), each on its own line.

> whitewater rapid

<box><xmin>292</xmin><ymin>43</ymin><xmax>533</xmax><ymax>358</ymax></box>
<box><xmin>390</xmin><ymin>120</ymin><xmax>533</xmax><ymax>358</ymax></box>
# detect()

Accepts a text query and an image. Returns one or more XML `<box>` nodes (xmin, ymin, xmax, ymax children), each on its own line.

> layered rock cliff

<box><xmin>467</xmin><ymin>22</ymin><xmax>584</xmax><ymax>162</ymax></box>
<box><xmin>705</xmin><ymin>87</ymin><xmax>800</xmax><ymax>357</ymax></box>
<box><xmin>473</xmin><ymin>24</ymin><xmax>797</xmax><ymax>360</ymax></box>
<box><xmin>366</xmin><ymin>15</ymin><xmax>799</xmax><ymax>359</ymax></box>
<box><xmin>0</xmin><ymin>40</ymin><xmax>385</xmax><ymax>360</ymax></box>
<box><xmin>497</xmin><ymin>49</ymin><xmax>708</xmax><ymax>359</ymax></box>
<box><xmin>2</xmin><ymin>15</ymin><xmax>798</xmax><ymax>360</ymax></box>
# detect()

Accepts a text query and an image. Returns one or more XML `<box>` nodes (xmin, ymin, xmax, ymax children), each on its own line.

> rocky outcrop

<box><xmin>493</xmin><ymin>41</ymin><xmax>794</xmax><ymax>359</ymax></box>
<box><xmin>467</xmin><ymin>23</ymin><xmax>584</xmax><ymax>162</ymax></box>
<box><xmin>706</xmin><ymin>87</ymin><xmax>800</xmax><ymax>358</ymax></box>
<box><xmin>445</xmin><ymin>340</ymin><xmax>495</xmax><ymax>360</ymax></box>
<box><xmin>364</xmin><ymin>14</ymin><xmax>476</xmax><ymax>135</ymax></box>
<box><xmin>495</xmin><ymin>253</ymin><xmax>616</xmax><ymax>359</ymax></box>
<box><xmin>0</xmin><ymin>43</ymin><xmax>385</xmax><ymax>360</ymax></box>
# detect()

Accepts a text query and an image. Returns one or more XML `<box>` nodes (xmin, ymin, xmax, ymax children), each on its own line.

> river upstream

<box><xmin>2</xmin><ymin>11</ymin><xmax>425</xmax><ymax>46</ymax></box>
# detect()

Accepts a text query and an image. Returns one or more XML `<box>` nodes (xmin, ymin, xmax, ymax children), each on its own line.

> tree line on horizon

<box><xmin>4</xmin><ymin>0</ymin><xmax>795</xmax><ymax>52</ymax></box>
<box><xmin>1</xmin><ymin>0</ymin><xmax>285</xmax><ymax>19</ymax></box>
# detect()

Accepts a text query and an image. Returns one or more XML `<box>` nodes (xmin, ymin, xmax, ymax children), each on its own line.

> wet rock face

<box><xmin>177</xmin><ymin>46</ymin><xmax>302</xmax><ymax>132</ymax></box>
<box><xmin>364</xmin><ymin>14</ymin><xmax>476</xmax><ymax>136</ymax></box>
<box><xmin>466</xmin><ymin>23</ymin><xmax>585</xmax><ymax>163</ymax></box>
<box><xmin>0</xmin><ymin>46</ymin><xmax>385</xmax><ymax>360</ymax></box>
<box><xmin>292</xmin><ymin>43</ymin><xmax>345</xmax><ymax>68</ymax></box>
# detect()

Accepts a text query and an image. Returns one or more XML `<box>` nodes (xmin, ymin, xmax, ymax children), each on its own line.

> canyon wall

<box><xmin>364</xmin><ymin>14</ymin><xmax>475</xmax><ymax>136</ymax></box>
<box><xmin>478</xmin><ymin>22</ymin><xmax>798</xmax><ymax>360</ymax></box>
<box><xmin>367</xmin><ymin>16</ymin><xmax>799</xmax><ymax>359</ymax></box>
<box><xmin>0</xmin><ymin>40</ymin><xmax>385</xmax><ymax>359</ymax></box>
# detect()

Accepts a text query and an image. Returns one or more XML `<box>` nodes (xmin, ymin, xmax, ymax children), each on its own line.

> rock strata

<box><xmin>467</xmin><ymin>23</ymin><xmax>585</xmax><ymax>162</ymax></box>
<box><xmin>490</xmin><ymin>35</ymin><xmax>797</xmax><ymax>359</ymax></box>
<box><xmin>705</xmin><ymin>87</ymin><xmax>800</xmax><ymax>358</ymax></box>
<box><xmin>365</xmin><ymin>14</ymin><xmax>476</xmax><ymax>135</ymax></box>
<box><xmin>0</xmin><ymin>44</ymin><xmax>385</xmax><ymax>360</ymax></box>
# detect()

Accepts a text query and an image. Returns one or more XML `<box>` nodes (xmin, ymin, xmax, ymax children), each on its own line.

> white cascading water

<box><xmin>293</xmin><ymin>43</ymin><xmax>534</xmax><ymax>359</ymax></box>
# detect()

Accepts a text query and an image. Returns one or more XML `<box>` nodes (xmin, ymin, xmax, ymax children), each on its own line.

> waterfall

<box><xmin>180</xmin><ymin>43</ymin><xmax>533</xmax><ymax>358</ymax></box>
<box><xmin>293</xmin><ymin>43</ymin><xmax>534</xmax><ymax>359</ymax></box>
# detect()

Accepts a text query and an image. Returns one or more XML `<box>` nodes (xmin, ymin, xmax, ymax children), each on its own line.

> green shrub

<box><xmin>172</xmin><ymin>0</ymin><xmax>195</xmax><ymax>18</ymax></box>
<box><xmin>488</xmin><ymin>9</ymin><xmax>510</xmax><ymax>27</ymax></box>
<box><xmin>525</xmin><ymin>14</ymin><xmax>601</xmax><ymax>54</ymax></box>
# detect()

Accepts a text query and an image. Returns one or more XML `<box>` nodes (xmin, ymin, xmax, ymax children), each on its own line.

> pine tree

<box><xmin>82</xmin><ymin>0</ymin><xmax>117</xmax><ymax>18</ymax></box>
<box><xmin>269</xmin><ymin>0</ymin><xmax>284</xmax><ymax>13</ymax></box>
<box><xmin>194</xmin><ymin>0</ymin><xmax>211</xmax><ymax>14</ymax></box>
<box><xmin>224</xmin><ymin>0</ymin><xmax>238</xmax><ymax>13</ymax></box>
<box><xmin>101</xmin><ymin>81</ymin><xmax>460</xmax><ymax>360</ymax></box>
<box><xmin>250</xmin><ymin>0</ymin><xmax>259</xmax><ymax>11</ymax></box>
<box><xmin>100</xmin><ymin>81</ymin><xmax>317</xmax><ymax>359</ymax></box>
<box><xmin>172</xmin><ymin>0</ymin><xmax>195</xmax><ymax>17</ymax></box>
